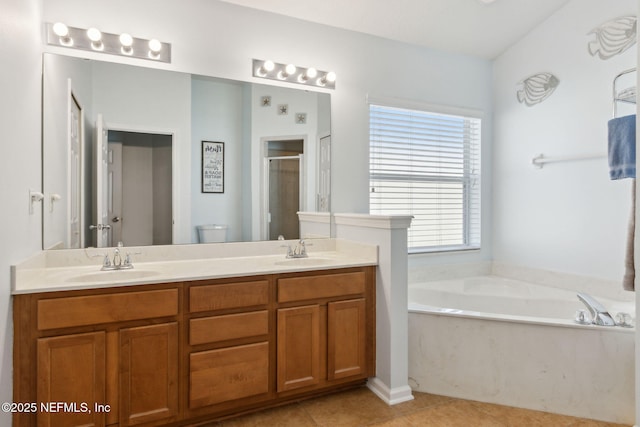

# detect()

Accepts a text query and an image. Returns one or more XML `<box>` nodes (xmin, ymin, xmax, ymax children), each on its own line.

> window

<box><xmin>369</xmin><ymin>103</ymin><xmax>481</xmax><ymax>253</ymax></box>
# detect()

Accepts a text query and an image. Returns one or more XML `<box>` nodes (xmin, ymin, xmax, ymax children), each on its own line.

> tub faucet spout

<box><xmin>577</xmin><ymin>292</ymin><xmax>616</xmax><ymax>326</ymax></box>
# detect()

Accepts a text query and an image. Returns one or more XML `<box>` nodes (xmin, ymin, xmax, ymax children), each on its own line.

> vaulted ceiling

<box><xmin>219</xmin><ymin>0</ymin><xmax>571</xmax><ymax>59</ymax></box>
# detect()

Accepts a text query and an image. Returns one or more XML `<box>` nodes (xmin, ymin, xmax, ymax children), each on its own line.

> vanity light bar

<box><xmin>46</xmin><ymin>23</ymin><xmax>171</xmax><ymax>63</ymax></box>
<box><xmin>252</xmin><ymin>59</ymin><xmax>336</xmax><ymax>90</ymax></box>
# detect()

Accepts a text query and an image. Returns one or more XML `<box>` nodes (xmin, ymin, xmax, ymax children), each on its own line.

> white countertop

<box><xmin>12</xmin><ymin>239</ymin><xmax>378</xmax><ymax>294</ymax></box>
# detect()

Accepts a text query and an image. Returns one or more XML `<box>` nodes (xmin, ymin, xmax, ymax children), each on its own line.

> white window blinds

<box><xmin>369</xmin><ymin>103</ymin><xmax>481</xmax><ymax>252</ymax></box>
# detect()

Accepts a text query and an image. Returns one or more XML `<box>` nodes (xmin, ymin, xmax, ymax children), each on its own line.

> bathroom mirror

<box><xmin>42</xmin><ymin>53</ymin><xmax>331</xmax><ymax>249</ymax></box>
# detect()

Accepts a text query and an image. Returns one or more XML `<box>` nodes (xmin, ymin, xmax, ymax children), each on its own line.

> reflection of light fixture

<box><xmin>252</xmin><ymin>59</ymin><xmax>336</xmax><ymax>89</ymax></box>
<box><xmin>45</xmin><ymin>23</ymin><xmax>171</xmax><ymax>63</ymax></box>
<box><xmin>87</xmin><ymin>27</ymin><xmax>103</xmax><ymax>51</ymax></box>
<box><xmin>119</xmin><ymin>33</ymin><xmax>133</xmax><ymax>55</ymax></box>
<box><xmin>52</xmin><ymin>22</ymin><xmax>73</xmax><ymax>46</ymax></box>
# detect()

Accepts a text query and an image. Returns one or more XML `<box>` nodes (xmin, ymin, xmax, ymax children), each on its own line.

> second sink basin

<box><xmin>66</xmin><ymin>269</ymin><xmax>160</xmax><ymax>283</ymax></box>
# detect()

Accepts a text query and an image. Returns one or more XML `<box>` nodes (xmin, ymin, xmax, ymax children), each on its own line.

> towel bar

<box><xmin>531</xmin><ymin>153</ymin><xmax>607</xmax><ymax>169</ymax></box>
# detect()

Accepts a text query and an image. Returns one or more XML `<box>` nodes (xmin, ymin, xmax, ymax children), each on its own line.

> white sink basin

<box><xmin>66</xmin><ymin>269</ymin><xmax>160</xmax><ymax>283</ymax></box>
<box><xmin>273</xmin><ymin>257</ymin><xmax>333</xmax><ymax>267</ymax></box>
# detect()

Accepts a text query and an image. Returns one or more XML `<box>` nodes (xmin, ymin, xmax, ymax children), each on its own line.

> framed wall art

<box><xmin>202</xmin><ymin>141</ymin><xmax>224</xmax><ymax>193</ymax></box>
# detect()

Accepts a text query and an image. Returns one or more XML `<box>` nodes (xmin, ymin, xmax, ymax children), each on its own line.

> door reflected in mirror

<box><xmin>106</xmin><ymin>130</ymin><xmax>173</xmax><ymax>247</ymax></box>
<box><xmin>42</xmin><ymin>53</ymin><xmax>331</xmax><ymax>249</ymax></box>
<box><xmin>267</xmin><ymin>139</ymin><xmax>304</xmax><ymax>240</ymax></box>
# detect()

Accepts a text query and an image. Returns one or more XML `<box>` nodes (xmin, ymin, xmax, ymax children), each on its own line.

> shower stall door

<box><xmin>268</xmin><ymin>156</ymin><xmax>302</xmax><ymax>240</ymax></box>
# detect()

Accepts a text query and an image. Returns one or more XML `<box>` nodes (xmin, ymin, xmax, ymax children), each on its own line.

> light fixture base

<box><xmin>46</xmin><ymin>23</ymin><xmax>171</xmax><ymax>63</ymax></box>
<box><xmin>252</xmin><ymin>59</ymin><xmax>335</xmax><ymax>90</ymax></box>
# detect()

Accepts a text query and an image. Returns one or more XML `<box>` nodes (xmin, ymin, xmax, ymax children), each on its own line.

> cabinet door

<box><xmin>277</xmin><ymin>305</ymin><xmax>320</xmax><ymax>392</ymax></box>
<box><xmin>37</xmin><ymin>332</ymin><xmax>106</xmax><ymax>427</ymax></box>
<box><xmin>328</xmin><ymin>298</ymin><xmax>366</xmax><ymax>381</ymax></box>
<box><xmin>119</xmin><ymin>323</ymin><xmax>178</xmax><ymax>426</ymax></box>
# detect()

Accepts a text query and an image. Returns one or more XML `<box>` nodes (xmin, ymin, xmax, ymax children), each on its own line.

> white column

<box><xmin>334</xmin><ymin>213</ymin><xmax>413</xmax><ymax>405</ymax></box>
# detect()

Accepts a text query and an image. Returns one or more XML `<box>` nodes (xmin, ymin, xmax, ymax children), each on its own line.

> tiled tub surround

<box><xmin>12</xmin><ymin>238</ymin><xmax>377</xmax><ymax>293</ymax></box>
<box><xmin>407</xmin><ymin>263</ymin><xmax>635</xmax><ymax>425</ymax></box>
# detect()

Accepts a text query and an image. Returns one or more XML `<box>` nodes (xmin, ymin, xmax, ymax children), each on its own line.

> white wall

<box><xmin>0</xmin><ymin>0</ymin><xmax>43</xmax><ymax>425</ymax></box>
<box><xmin>492</xmin><ymin>0</ymin><xmax>637</xmax><ymax>282</ymax></box>
<box><xmin>191</xmin><ymin>77</ymin><xmax>246</xmax><ymax>242</ymax></box>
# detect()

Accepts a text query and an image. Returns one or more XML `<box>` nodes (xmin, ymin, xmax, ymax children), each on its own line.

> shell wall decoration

<box><xmin>587</xmin><ymin>15</ymin><xmax>637</xmax><ymax>60</ymax></box>
<box><xmin>516</xmin><ymin>72</ymin><xmax>560</xmax><ymax>107</ymax></box>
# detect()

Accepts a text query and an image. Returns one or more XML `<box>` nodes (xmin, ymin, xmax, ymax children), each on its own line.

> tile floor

<box><xmin>201</xmin><ymin>386</ymin><xmax>630</xmax><ymax>427</ymax></box>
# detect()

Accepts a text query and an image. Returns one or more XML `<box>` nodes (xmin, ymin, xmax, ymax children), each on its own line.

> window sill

<box><xmin>408</xmin><ymin>245</ymin><xmax>481</xmax><ymax>255</ymax></box>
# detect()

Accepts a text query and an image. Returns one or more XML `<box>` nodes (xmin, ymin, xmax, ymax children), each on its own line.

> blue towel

<box><xmin>608</xmin><ymin>114</ymin><xmax>636</xmax><ymax>180</ymax></box>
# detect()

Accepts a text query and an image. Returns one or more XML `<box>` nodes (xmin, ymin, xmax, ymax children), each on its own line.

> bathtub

<box><xmin>408</xmin><ymin>275</ymin><xmax>635</xmax><ymax>424</ymax></box>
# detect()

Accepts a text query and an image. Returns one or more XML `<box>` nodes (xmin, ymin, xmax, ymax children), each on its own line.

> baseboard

<box><xmin>367</xmin><ymin>377</ymin><xmax>414</xmax><ymax>405</ymax></box>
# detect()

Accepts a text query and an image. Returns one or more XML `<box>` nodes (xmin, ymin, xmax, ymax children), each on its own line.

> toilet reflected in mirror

<box><xmin>196</xmin><ymin>224</ymin><xmax>228</xmax><ymax>243</ymax></box>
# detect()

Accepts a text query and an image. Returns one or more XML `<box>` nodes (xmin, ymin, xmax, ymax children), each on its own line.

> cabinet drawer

<box><xmin>190</xmin><ymin>342</ymin><xmax>269</xmax><ymax>408</ymax></box>
<box><xmin>189</xmin><ymin>311</ymin><xmax>269</xmax><ymax>345</ymax></box>
<box><xmin>37</xmin><ymin>289</ymin><xmax>179</xmax><ymax>330</ymax></box>
<box><xmin>189</xmin><ymin>280</ymin><xmax>269</xmax><ymax>313</ymax></box>
<box><xmin>277</xmin><ymin>271</ymin><xmax>365</xmax><ymax>303</ymax></box>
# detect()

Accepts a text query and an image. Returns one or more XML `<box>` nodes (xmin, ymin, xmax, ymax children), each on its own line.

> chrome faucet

<box><xmin>101</xmin><ymin>242</ymin><xmax>135</xmax><ymax>271</ymax></box>
<box><xmin>577</xmin><ymin>292</ymin><xmax>616</xmax><ymax>326</ymax></box>
<box><xmin>282</xmin><ymin>239</ymin><xmax>310</xmax><ymax>259</ymax></box>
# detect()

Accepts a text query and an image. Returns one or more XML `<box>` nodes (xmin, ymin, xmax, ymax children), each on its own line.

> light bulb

<box><xmin>119</xmin><ymin>33</ymin><xmax>133</xmax><ymax>47</ymax></box>
<box><xmin>148</xmin><ymin>39</ymin><xmax>162</xmax><ymax>59</ymax></box>
<box><xmin>52</xmin><ymin>22</ymin><xmax>73</xmax><ymax>46</ymax></box>
<box><xmin>148</xmin><ymin>39</ymin><xmax>162</xmax><ymax>53</ymax></box>
<box><xmin>317</xmin><ymin>71</ymin><xmax>337</xmax><ymax>87</ymax></box>
<box><xmin>86</xmin><ymin>27</ymin><xmax>101</xmax><ymax>42</ymax></box>
<box><xmin>52</xmin><ymin>22</ymin><xmax>69</xmax><ymax>37</ymax></box>
<box><xmin>263</xmin><ymin>60</ymin><xmax>275</xmax><ymax>72</ymax></box>
<box><xmin>257</xmin><ymin>60</ymin><xmax>275</xmax><ymax>77</ymax></box>
<box><xmin>278</xmin><ymin>64</ymin><xmax>297</xmax><ymax>80</ymax></box>
<box><xmin>119</xmin><ymin>33</ymin><xmax>133</xmax><ymax>55</ymax></box>
<box><xmin>86</xmin><ymin>27</ymin><xmax>103</xmax><ymax>50</ymax></box>
<box><xmin>298</xmin><ymin>67</ymin><xmax>318</xmax><ymax>83</ymax></box>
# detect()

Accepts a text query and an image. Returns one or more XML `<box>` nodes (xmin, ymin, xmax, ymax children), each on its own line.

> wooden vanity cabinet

<box><xmin>185</xmin><ymin>278</ymin><xmax>272</xmax><ymax>417</ymax></box>
<box><xmin>276</xmin><ymin>269</ymin><xmax>375</xmax><ymax>394</ymax></box>
<box><xmin>13</xmin><ymin>266</ymin><xmax>375</xmax><ymax>427</ymax></box>
<box><xmin>14</xmin><ymin>284</ymin><xmax>181</xmax><ymax>427</ymax></box>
